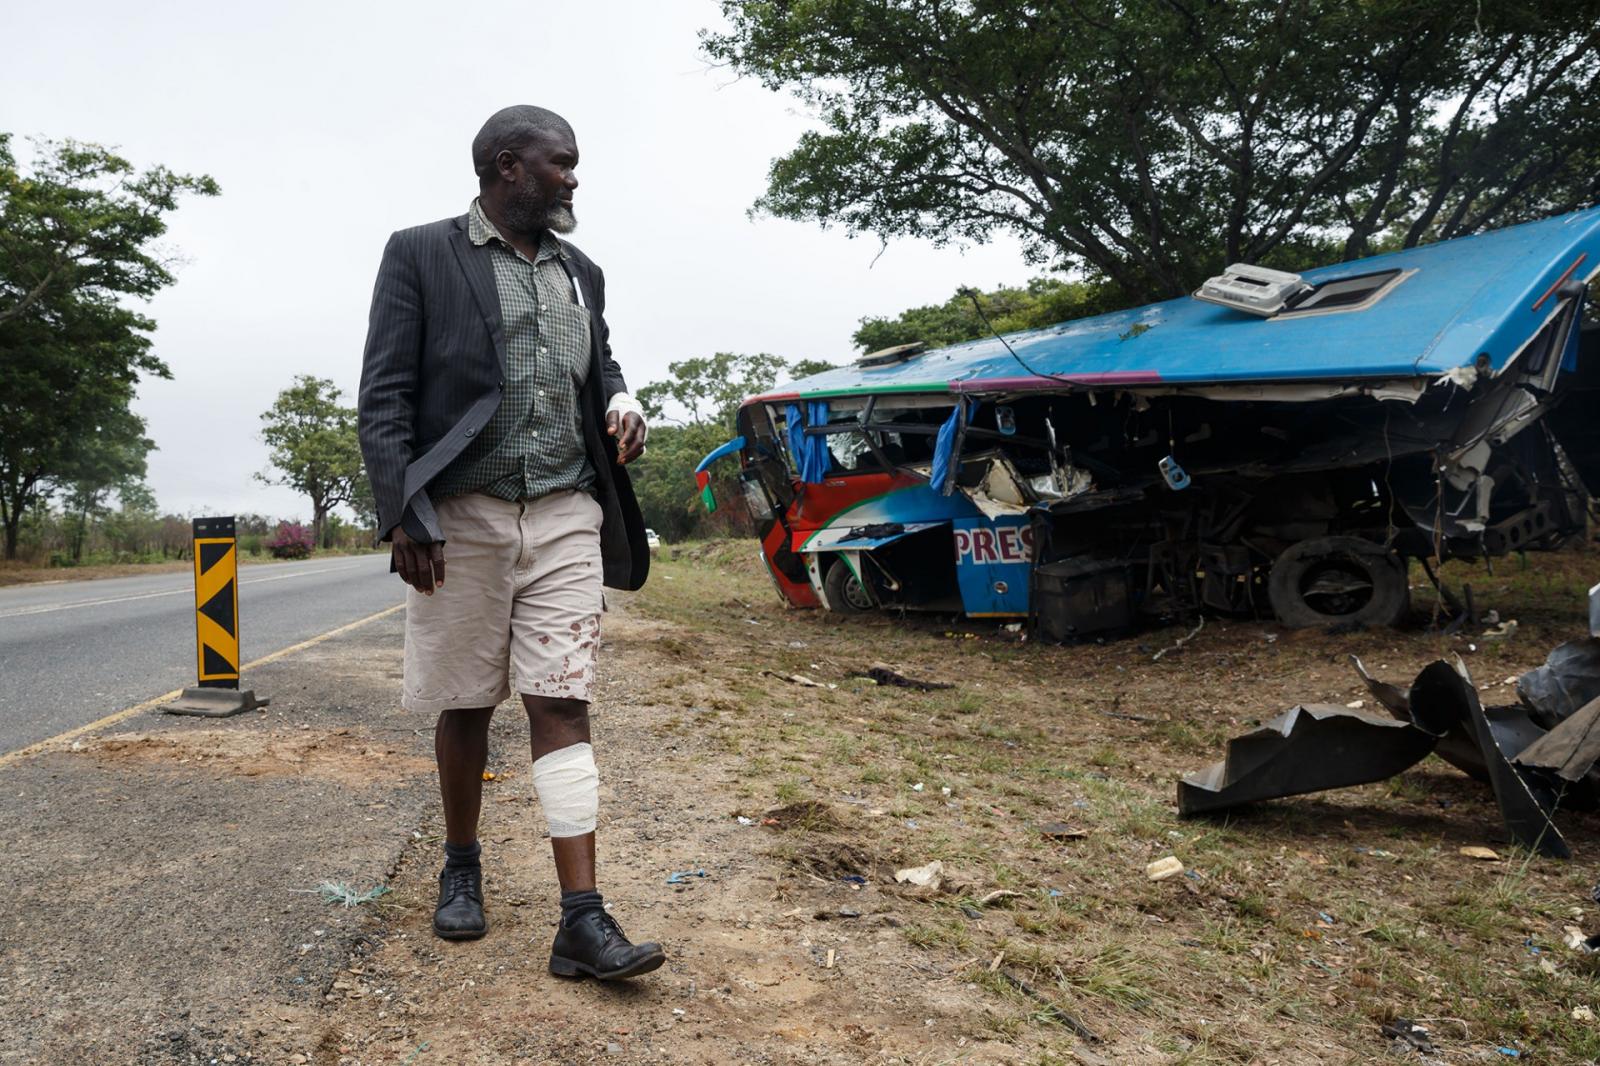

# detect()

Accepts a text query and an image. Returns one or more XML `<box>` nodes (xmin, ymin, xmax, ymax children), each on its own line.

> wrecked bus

<box><xmin>698</xmin><ymin>207</ymin><xmax>1600</xmax><ymax>639</ymax></box>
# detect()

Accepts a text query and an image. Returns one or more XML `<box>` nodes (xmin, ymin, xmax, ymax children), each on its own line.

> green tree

<box><xmin>257</xmin><ymin>375</ymin><xmax>364</xmax><ymax>550</ymax></box>
<box><xmin>631</xmin><ymin>353</ymin><xmax>835</xmax><ymax>539</ymax></box>
<box><xmin>0</xmin><ymin>134</ymin><xmax>217</xmax><ymax>558</ymax></box>
<box><xmin>56</xmin><ymin>406</ymin><xmax>154</xmax><ymax>563</ymax></box>
<box><xmin>636</xmin><ymin>352</ymin><xmax>791</xmax><ymax>432</ymax></box>
<box><xmin>348</xmin><ymin>474</ymin><xmax>379</xmax><ymax>536</ymax></box>
<box><xmin>854</xmin><ymin>277</ymin><xmax>1113</xmax><ymax>352</ymax></box>
<box><xmin>100</xmin><ymin>481</ymin><xmax>161</xmax><ymax>559</ymax></box>
<box><xmin>705</xmin><ymin>1</ymin><xmax>1600</xmax><ymax>304</ymax></box>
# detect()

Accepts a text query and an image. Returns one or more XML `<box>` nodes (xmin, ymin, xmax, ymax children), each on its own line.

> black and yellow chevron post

<box><xmin>164</xmin><ymin>516</ymin><xmax>266</xmax><ymax>717</ymax></box>
<box><xmin>192</xmin><ymin>516</ymin><xmax>240</xmax><ymax>687</ymax></box>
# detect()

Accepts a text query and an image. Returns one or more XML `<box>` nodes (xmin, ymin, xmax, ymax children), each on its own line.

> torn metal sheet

<box><xmin>1410</xmin><ymin>659</ymin><xmax>1569</xmax><ymax>859</ymax></box>
<box><xmin>1192</xmin><ymin>655</ymin><xmax>1577</xmax><ymax>856</ymax></box>
<box><xmin>1148</xmin><ymin>380</ymin><xmax>1431</xmax><ymax>404</ymax></box>
<box><xmin>1177</xmin><ymin>704</ymin><xmax>1437</xmax><ymax>816</ymax></box>
<box><xmin>799</xmin><ymin>520</ymin><xmax>947</xmax><ymax>553</ymax></box>
<box><xmin>1515</xmin><ymin>698</ymin><xmax>1600</xmax><ymax>783</ymax></box>
<box><xmin>1351</xmin><ymin>656</ymin><xmax>1412</xmax><ymax>718</ymax></box>
<box><xmin>1518</xmin><ymin>639</ymin><xmax>1600</xmax><ymax>728</ymax></box>
<box><xmin>1352</xmin><ymin>653</ymin><xmax>1495</xmax><ymax>781</ymax></box>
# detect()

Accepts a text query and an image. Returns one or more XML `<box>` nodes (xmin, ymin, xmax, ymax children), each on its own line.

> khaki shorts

<box><xmin>402</xmin><ymin>490</ymin><xmax>604</xmax><ymax>712</ymax></box>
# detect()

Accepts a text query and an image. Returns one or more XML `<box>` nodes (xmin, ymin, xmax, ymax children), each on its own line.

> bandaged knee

<box><xmin>532</xmin><ymin>742</ymin><xmax>599</xmax><ymax>838</ymax></box>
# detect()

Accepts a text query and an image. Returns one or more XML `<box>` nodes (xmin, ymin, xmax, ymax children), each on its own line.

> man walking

<box><xmin>358</xmin><ymin>105</ymin><xmax>662</xmax><ymax>981</ymax></box>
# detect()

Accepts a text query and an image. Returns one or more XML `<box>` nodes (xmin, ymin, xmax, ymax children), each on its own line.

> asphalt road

<box><xmin>0</xmin><ymin>554</ymin><xmax>405</xmax><ymax>754</ymax></box>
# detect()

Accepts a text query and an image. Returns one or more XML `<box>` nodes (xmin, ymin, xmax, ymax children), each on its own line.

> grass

<box><xmin>625</xmin><ymin>539</ymin><xmax>1600</xmax><ymax>1064</ymax></box>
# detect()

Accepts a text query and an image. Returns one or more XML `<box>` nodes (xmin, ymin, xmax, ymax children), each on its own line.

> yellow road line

<box><xmin>0</xmin><ymin>602</ymin><xmax>404</xmax><ymax>769</ymax></box>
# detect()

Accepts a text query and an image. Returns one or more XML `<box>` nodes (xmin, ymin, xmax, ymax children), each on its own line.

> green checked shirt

<box><xmin>432</xmin><ymin>199</ymin><xmax>595</xmax><ymax>502</ymax></box>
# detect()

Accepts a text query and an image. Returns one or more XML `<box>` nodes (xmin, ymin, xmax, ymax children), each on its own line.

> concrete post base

<box><xmin>162</xmin><ymin>688</ymin><xmax>270</xmax><ymax>718</ymax></box>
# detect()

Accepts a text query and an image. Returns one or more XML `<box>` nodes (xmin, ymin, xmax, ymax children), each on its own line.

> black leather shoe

<box><xmin>433</xmin><ymin>864</ymin><xmax>486</xmax><ymax>941</ymax></box>
<box><xmin>549</xmin><ymin>909</ymin><xmax>665</xmax><ymax>980</ymax></box>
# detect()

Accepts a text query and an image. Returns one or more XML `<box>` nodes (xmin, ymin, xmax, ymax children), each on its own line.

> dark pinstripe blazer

<box><xmin>357</xmin><ymin>214</ymin><xmax>648</xmax><ymax>591</ymax></box>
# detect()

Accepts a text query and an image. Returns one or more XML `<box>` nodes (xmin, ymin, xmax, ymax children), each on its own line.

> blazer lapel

<box><xmin>447</xmin><ymin>219</ymin><xmax>507</xmax><ymax>377</ymax></box>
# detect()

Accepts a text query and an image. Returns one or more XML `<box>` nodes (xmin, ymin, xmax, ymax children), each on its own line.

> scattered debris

<box><xmin>994</xmin><ymin>971</ymin><xmax>1101</xmax><ymax>1043</ymax></box>
<box><xmin>1038</xmin><ymin>822</ymin><xmax>1089</xmax><ymax>841</ymax></box>
<box><xmin>1483</xmin><ymin>620</ymin><xmax>1519</xmax><ymax>641</ymax></box>
<box><xmin>735</xmin><ymin>816</ymin><xmax>756</xmax><ymax>826</ymax></box>
<box><xmin>1459</xmin><ymin>846</ymin><xmax>1501</xmax><ymax>861</ymax></box>
<box><xmin>1574</xmin><ymin>1006</ymin><xmax>1596</xmax><ymax>1022</ymax></box>
<box><xmin>1380</xmin><ymin>1018</ymin><xmax>1436</xmax><ymax>1053</ymax></box>
<box><xmin>1151</xmin><ymin>617</ymin><xmax>1205</xmax><ymax>662</ymax></box>
<box><xmin>1514</xmin><ymin>696</ymin><xmax>1600</xmax><ymax>782</ymax></box>
<box><xmin>824</xmin><ymin>949</ymin><xmax>835</xmax><ymax>969</ymax></box>
<box><xmin>1178</xmin><ymin>704</ymin><xmax>1434</xmax><ymax>816</ymax></box>
<box><xmin>1182</xmin><ymin>648</ymin><xmax>1596</xmax><ymax>858</ymax></box>
<box><xmin>1517</xmin><ymin>638</ymin><xmax>1600</xmax><ymax>724</ymax></box>
<box><xmin>894</xmin><ymin>861</ymin><xmax>944</xmax><ymax>890</ymax></box>
<box><xmin>761</xmin><ymin>670</ymin><xmax>836</xmax><ymax>690</ymax></box>
<box><xmin>849</xmin><ymin>662</ymin><xmax>954</xmax><ymax>691</ymax></box>
<box><xmin>482</xmin><ymin>770</ymin><xmax>497</xmax><ymax>781</ymax></box>
<box><xmin>666</xmin><ymin>869</ymin><xmax>707</xmax><ymax>885</ymax></box>
<box><xmin>1145</xmin><ymin>856</ymin><xmax>1184</xmax><ymax>881</ymax></box>
<box><xmin>306</xmin><ymin>881</ymin><xmax>391</xmax><ymax>908</ymax></box>
<box><xmin>978</xmin><ymin>890</ymin><xmax>1024</xmax><ymax>907</ymax></box>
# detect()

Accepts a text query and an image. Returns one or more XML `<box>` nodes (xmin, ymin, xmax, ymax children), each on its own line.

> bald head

<box><xmin>472</xmin><ymin>105</ymin><xmax>575</xmax><ymax>185</ymax></box>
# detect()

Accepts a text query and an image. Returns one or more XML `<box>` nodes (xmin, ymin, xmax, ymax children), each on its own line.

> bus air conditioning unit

<box><xmin>1193</xmin><ymin>264</ymin><xmax>1311</xmax><ymax>317</ymax></box>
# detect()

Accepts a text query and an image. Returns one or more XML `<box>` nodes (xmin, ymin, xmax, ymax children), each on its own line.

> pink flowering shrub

<box><xmin>267</xmin><ymin>521</ymin><xmax>314</xmax><ymax>559</ymax></box>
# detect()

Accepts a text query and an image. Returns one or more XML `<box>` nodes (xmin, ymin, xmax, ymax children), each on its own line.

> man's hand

<box><xmin>391</xmin><ymin>526</ymin><xmax>445</xmax><ymax>595</ymax></box>
<box><xmin>606</xmin><ymin>410</ymin><xmax>647</xmax><ymax>464</ymax></box>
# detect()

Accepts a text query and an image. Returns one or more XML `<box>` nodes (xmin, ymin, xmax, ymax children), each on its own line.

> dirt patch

<box><xmin>85</xmin><ymin>727</ymin><xmax>433</xmax><ymax>787</ymax></box>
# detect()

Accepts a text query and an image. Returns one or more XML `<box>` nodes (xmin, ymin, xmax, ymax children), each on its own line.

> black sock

<box><xmin>444</xmin><ymin>840</ymin><xmax>481</xmax><ymax>868</ymax></box>
<box><xmin>560</xmin><ymin>889</ymin><xmax>605</xmax><ymax>924</ymax></box>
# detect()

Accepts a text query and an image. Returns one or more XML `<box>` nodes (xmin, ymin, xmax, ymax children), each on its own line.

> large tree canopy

<box><xmin>706</xmin><ymin>1</ymin><xmax>1600</xmax><ymax>303</ymax></box>
<box><xmin>0</xmin><ymin>134</ymin><xmax>217</xmax><ymax>558</ymax></box>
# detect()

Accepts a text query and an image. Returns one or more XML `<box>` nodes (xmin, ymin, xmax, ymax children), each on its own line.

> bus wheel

<box><xmin>825</xmin><ymin>558</ymin><xmax>875</xmax><ymax>613</ymax></box>
<box><xmin>1267</xmin><ymin>536</ymin><xmax>1408</xmax><ymax>628</ymax></box>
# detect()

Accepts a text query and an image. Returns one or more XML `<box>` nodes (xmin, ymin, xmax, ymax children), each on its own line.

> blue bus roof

<box><xmin>759</xmin><ymin>207</ymin><xmax>1600</xmax><ymax>402</ymax></box>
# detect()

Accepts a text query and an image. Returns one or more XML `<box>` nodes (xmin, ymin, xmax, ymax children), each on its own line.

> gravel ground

<box><xmin>0</xmin><ymin>614</ymin><xmax>434</xmax><ymax>1064</ymax></box>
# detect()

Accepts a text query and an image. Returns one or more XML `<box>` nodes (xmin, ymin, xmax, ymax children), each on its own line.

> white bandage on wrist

<box><xmin>606</xmin><ymin>392</ymin><xmax>649</xmax><ymax>442</ymax></box>
<box><xmin>532</xmin><ymin>741</ymin><xmax>599</xmax><ymax>838</ymax></box>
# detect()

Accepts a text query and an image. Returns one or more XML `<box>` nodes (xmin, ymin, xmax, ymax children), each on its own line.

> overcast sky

<box><xmin>1</xmin><ymin>0</ymin><xmax>1035</xmax><ymax>520</ymax></box>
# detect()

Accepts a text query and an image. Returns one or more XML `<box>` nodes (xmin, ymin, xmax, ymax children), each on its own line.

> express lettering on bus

<box><xmin>952</xmin><ymin>525</ymin><xmax>1034</xmax><ymax>565</ymax></box>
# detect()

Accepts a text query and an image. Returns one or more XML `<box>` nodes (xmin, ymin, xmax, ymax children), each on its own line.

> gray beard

<box><xmin>502</xmin><ymin>183</ymin><xmax>577</xmax><ymax>237</ymax></box>
<box><xmin>546</xmin><ymin>202</ymin><xmax>577</xmax><ymax>234</ymax></box>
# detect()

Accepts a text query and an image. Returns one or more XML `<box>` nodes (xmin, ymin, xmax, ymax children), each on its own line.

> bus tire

<box><xmin>824</xmin><ymin>557</ymin><xmax>875</xmax><ymax>613</ymax></box>
<box><xmin>1268</xmin><ymin>536</ymin><xmax>1408</xmax><ymax>628</ymax></box>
